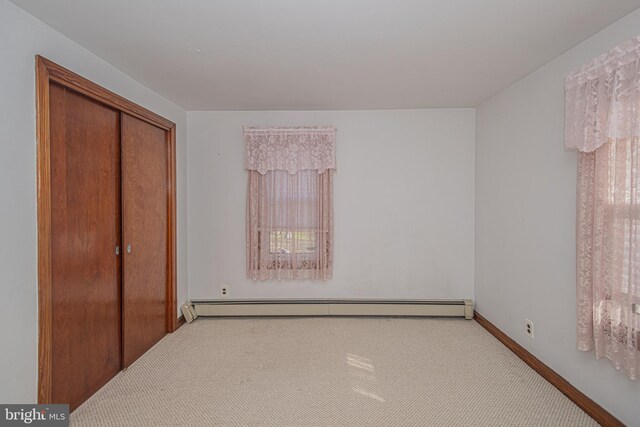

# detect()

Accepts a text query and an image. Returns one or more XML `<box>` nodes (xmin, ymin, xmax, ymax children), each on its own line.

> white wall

<box><xmin>0</xmin><ymin>0</ymin><xmax>188</xmax><ymax>404</ymax></box>
<box><xmin>475</xmin><ymin>9</ymin><xmax>640</xmax><ymax>426</ymax></box>
<box><xmin>188</xmin><ymin>110</ymin><xmax>475</xmax><ymax>300</ymax></box>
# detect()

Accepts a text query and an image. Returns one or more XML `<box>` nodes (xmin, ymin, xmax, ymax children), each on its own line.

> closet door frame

<box><xmin>36</xmin><ymin>55</ymin><xmax>177</xmax><ymax>404</ymax></box>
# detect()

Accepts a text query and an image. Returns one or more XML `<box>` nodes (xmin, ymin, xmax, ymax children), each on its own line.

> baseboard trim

<box><xmin>474</xmin><ymin>311</ymin><xmax>623</xmax><ymax>427</ymax></box>
<box><xmin>176</xmin><ymin>315</ymin><xmax>186</xmax><ymax>330</ymax></box>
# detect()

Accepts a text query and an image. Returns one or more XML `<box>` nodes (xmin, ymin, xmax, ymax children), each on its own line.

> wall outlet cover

<box><xmin>525</xmin><ymin>319</ymin><xmax>534</xmax><ymax>339</ymax></box>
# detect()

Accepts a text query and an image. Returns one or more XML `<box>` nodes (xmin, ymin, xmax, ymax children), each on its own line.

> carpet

<box><xmin>71</xmin><ymin>317</ymin><xmax>597</xmax><ymax>426</ymax></box>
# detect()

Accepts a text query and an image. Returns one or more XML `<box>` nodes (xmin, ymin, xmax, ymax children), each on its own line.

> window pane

<box><xmin>269</xmin><ymin>230</ymin><xmax>317</xmax><ymax>254</ymax></box>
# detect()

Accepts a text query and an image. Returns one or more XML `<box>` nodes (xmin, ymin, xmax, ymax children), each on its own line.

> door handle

<box><xmin>127</xmin><ymin>244</ymin><xmax>132</xmax><ymax>254</ymax></box>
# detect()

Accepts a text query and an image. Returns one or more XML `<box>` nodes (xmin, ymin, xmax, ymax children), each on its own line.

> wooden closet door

<box><xmin>121</xmin><ymin>113</ymin><xmax>169</xmax><ymax>367</ymax></box>
<box><xmin>49</xmin><ymin>83</ymin><xmax>122</xmax><ymax>410</ymax></box>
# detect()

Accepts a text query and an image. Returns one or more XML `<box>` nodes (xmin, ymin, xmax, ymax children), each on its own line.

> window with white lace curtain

<box><xmin>566</xmin><ymin>36</ymin><xmax>640</xmax><ymax>379</ymax></box>
<box><xmin>244</xmin><ymin>126</ymin><xmax>336</xmax><ymax>280</ymax></box>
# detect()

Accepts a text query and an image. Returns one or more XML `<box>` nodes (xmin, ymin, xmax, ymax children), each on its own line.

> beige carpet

<box><xmin>71</xmin><ymin>317</ymin><xmax>597</xmax><ymax>426</ymax></box>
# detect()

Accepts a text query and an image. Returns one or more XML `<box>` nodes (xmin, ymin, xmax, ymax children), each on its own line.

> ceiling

<box><xmin>11</xmin><ymin>0</ymin><xmax>640</xmax><ymax>110</ymax></box>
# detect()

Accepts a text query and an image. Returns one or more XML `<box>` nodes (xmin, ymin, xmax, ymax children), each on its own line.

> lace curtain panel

<box><xmin>244</xmin><ymin>127</ymin><xmax>335</xmax><ymax>280</ymax></box>
<box><xmin>577</xmin><ymin>141</ymin><xmax>640</xmax><ymax>379</ymax></box>
<box><xmin>568</xmin><ymin>36</ymin><xmax>640</xmax><ymax>379</ymax></box>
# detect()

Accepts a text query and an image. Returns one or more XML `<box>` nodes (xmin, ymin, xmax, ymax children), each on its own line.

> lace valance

<box><xmin>565</xmin><ymin>36</ymin><xmax>640</xmax><ymax>152</ymax></box>
<box><xmin>244</xmin><ymin>126</ymin><xmax>336</xmax><ymax>174</ymax></box>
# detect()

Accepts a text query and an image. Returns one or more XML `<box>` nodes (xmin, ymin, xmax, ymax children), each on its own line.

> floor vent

<box><xmin>182</xmin><ymin>299</ymin><xmax>473</xmax><ymax>323</ymax></box>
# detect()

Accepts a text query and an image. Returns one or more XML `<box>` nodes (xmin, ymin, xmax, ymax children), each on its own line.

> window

<box><xmin>269</xmin><ymin>231</ymin><xmax>317</xmax><ymax>255</ymax></box>
<box><xmin>578</xmin><ymin>139</ymin><xmax>640</xmax><ymax>361</ymax></box>
<box><xmin>266</xmin><ymin>170</ymin><xmax>319</xmax><ymax>256</ymax></box>
<box><xmin>244</xmin><ymin>127</ymin><xmax>335</xmax><ymax>280</ymax></box>
<box><xmin>567</xmin><ymin>35</ymin><xmax>640</xmax><ymax>379</ymax></box>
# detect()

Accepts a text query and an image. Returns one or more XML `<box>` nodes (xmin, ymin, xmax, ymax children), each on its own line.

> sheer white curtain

<box><xmin>244</xmin><ymin>127</ymin><xmax>336</xmax><ymax>280</ymax></box>
<box><xmin>566</xmin><ymin>36</ymin><xmax>640</xmax><ymax>379</ymax></box>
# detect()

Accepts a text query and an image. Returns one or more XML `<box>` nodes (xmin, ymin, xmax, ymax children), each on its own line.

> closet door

<box><xmin>49</xmin><ymin>83</ymin><xmax>122</xmax><ymax>410</ymax></box>
<box><xmin>121</xmin><ymin>113</ymin><xmax>169</xmax><ymax>367</ymax></box>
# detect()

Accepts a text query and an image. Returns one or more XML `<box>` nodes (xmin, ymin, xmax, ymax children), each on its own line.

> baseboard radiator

<box><xmin>181</xmin><ymin>299</ymin><xmax>474</xmax><ymax>323</ymax></box>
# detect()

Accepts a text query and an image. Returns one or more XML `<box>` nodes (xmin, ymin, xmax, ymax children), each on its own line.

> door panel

<box><xmin>121</xmin><ymin>113</ymin><xmax>168</xmax><ymax>367</ymax></box>
<box><xmin>49</xmin><ymin>83</ymin><xmax>121</xmax><ymax>410</ymax></box>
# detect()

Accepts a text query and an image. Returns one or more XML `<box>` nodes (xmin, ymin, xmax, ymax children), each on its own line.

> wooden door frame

<box><xmin>36</xmin><ymin>55</ymin><xmax>178</xmax><ymax>404</ymax></box>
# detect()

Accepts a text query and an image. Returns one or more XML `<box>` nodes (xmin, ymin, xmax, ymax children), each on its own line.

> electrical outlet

<box><xmin>221</xmin><ymin>284</ymin><xmax>229</xmax><ymax>298</ymax></box>
<box><xmin>525</xmin><ymin>319</ymin><xmax>534</xmax><ymax>339</ymax></box>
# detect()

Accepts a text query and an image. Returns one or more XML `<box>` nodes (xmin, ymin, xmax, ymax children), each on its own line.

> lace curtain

<box><xmin>567</xmin><ymin>36</ymin><xmax>640</xmax><ymax>379</ymax></box>
<box><xmin>565</xmin><ymin>36</ymin><xmax>640</xmax><ymax>152</ymax></box>
<box><xmin>244</xmin><ymin>127</ymin><xmax>335</xmax><ymax>280</ymax></box>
